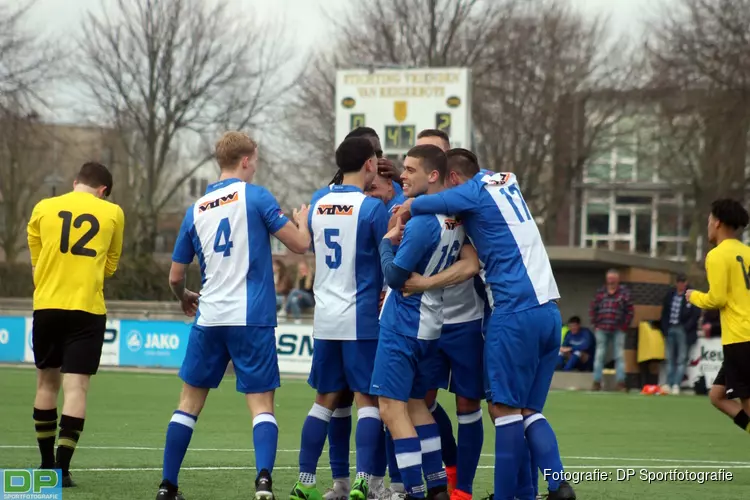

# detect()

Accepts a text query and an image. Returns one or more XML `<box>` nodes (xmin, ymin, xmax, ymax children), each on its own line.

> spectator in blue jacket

<box><xmin>558</xmin><ymin>316</ymin><xmax>595</xmax><ymax>372</ymax></box>
<box><xmin>659</xmin><ymin>273</ymin><xmax>701</xmax><ymax>395</ymax></box>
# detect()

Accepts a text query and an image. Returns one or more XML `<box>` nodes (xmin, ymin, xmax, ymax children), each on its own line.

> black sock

<box><xmin>33</xmin><ymin>408</ymin><xmax>58</xmax><ymax>469</ymax></box>
<box><xmin>56</xmin><ymin>415</ymin><xmax>85</xmax><ymax>475</ymax></box>
<box><xmin>733</xmin><ymin>410</ymin><xmax>750</xmax><ymax>433</ymax></box>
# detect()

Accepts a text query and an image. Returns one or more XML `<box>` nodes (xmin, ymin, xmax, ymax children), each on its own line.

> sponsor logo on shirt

<box><xmin>198</xmin><ymin>191</ymin><xmax>239</xmax><ymax>213</ymax></box>
<box><xmin>317</xmin><ymin>204</ymin><xmax>354</xmax><ymax>216</ymax></box>
<box><xmin>444</xmin><ymin>218</ymin><xmax>462</xmax><ymax>230</ymax></box>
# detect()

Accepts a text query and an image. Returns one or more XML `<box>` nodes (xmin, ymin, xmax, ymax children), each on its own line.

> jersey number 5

<box><xmin>324</xmin><ymin>228</ymin><xmax>342</xmax><ymax>269</ymax></box>
<box><xmin>214</xmin><ymin>217</ymin><xmax>234</xmax><ymax>257</ymax></box>
<box><xmin>58</xmin><ymin>211</ymin><xmax>100</xmax><ymax>257</ymax></box>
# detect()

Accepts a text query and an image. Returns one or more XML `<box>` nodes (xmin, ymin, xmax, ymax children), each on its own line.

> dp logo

<box><xmin>2</xmin><ymin>469</ymin><xmax>62</xmax><ymax>499</ymax></box>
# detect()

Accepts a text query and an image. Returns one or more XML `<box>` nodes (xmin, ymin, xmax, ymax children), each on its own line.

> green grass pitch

<box><xmin>0</xmin><ymin>366</ymin><xmax>747</xmax><ymax>499</ymax></box>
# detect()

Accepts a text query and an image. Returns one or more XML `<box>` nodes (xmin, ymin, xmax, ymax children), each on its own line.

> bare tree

<box><xmin>0</xmin><ymin>0</ymin><xmax>61</xmax><ymax>262</ymax></box>
<box><xmin>76</xmin><ymin>0</ymin><xmax>295</xmax><ymax>254</ymax></box>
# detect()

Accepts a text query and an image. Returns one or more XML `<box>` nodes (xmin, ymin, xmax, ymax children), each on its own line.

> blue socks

<box><xmin>394</xmin><ymin>437</ymin><xmax>425</xmax><ymax>498</ymax></box>
<box><xmin>494</xmin><ymin>415</ymin><xmax>525</xmax><ymax>500</ymax></box>
<box><xmin>162</xmin><ymin>410</ymin><xmax>197</xmax><ymax>487</ymax></box>
<box><xmin>563</xmin><ymin>354</ymin><xmax>580</xmax><ymax>371</ymax></box>
<box><xmin>525</xmin><ymin>413</ymin><xmax>564</xmax><ymax>492</ymax></box>
<box><xmin>515</xmin><ymin>441</ymin><xmax>535</xmax><ymax>500</ymax></box>
<box><xmin>329</xmin><ymin>406</ymin><xmax>352</xmax><ymax>480</ymax></box>
<box><xmin>456</xmin><ymin>409</ymin><xmax>483</xmax><ymax>493</ymax></box>
<box><xmin>355</xmin><ymin>407</ymin><xmax>383</xmax><ymax>479</ymax></box>
<box><xmin>299</xmin><ymin>403</ymin><xmax>333</xmax><ymax>485</ymax></box>
<box><xmin>416</xmin><ymin>423</ymin><xmax>446</xmax><ymax>490</ymax></box>
<box><xmin>253</xmin><ymin>413</ymin><xmax>278</xmax><ymax>477</ymax></box>
<box><xmin>385</xmin><ymin>427</ymin><xmax>403</xmax><ymax>489</ymax></box>
<box><xmin>430</xmin><ymin>402</ymin><xmax>457</xmax><ymax>467</ymax></box>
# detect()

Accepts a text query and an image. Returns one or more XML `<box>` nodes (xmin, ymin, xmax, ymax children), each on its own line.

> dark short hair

<box><xmin>417</xmin><ymin>128</ymin><xmax>450</xmax><ymax>144</ymax></box>
<box><xmin>345</xmin><ymin>127</ymin><xmax>378</xmax><ymax>140</ymax></box>
<box><xmin>568</xmin><ymin>316</ymin><xmax>581</xmax><ymax>324</ymax></box>
<box><xmin>446</xmin><ymin>148</ymin><xmax>479</xmax><ymax>178</ymax></box>
<box><xmin>405</xmin><ymin>144</ymin><xmax>447</xmax><ymax>183</ymax></box>
<box><xmin>711</xmin><ymin>198</ymin><xmax>749</xmax><ymax>231</ymax></box>
<box><xmin>76</xmin><ymin>162</ymin><xmax>113</xmax><ymax>197</ymax></box>
<box><xmin>335</xmin><ymin>137</ymin><xmax>376</xmax><ymax>174</ymax></box>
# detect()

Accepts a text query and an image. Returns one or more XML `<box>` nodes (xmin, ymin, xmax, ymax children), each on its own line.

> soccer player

<box><xmin>397</xmin><ymin>170</ymin><xmax>576</xmax><ymax>500</ymax></box>
<box><xmin>26</xmin><ymin>162</ymin><xmax>123</xmax><ymax>488</ymax></box>
<box><xmin>291</xmin><ymin>136</ymin><xmax>389</xmax><ymax>500</ymax></box>
<box><xmin>157</xmin><ymin>132</ymin><xmax>311</xmax><ymax>500</ymax></box>
<box><xmin>402</xmin><ymin>149</ymin><xmax>487</xmax><ymax>500</ymax></box>
<box><xmin>687</xmin><ymin>199</ymin><xmax>750</xmax><ymax>437</ymax></box>
<box><xmin>367</xmin><ymin>172</ymin><xmax>407</xmax><ymax>214</ymax></box>
<box><xmin>371</xmin><ymin>144</ymin><xmax>464</xmax><ymax>500</ymax></box>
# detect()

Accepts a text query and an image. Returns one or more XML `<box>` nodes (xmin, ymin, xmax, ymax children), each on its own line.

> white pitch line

<box><xmin>68</xmin><ymin>465</ymin><xmax>750</xmax><ymax>473</ymax></box>
<box><xmin>3</xmin><ymin>445</ymin><xmax>749</xmax><ymax>466</ymax></box>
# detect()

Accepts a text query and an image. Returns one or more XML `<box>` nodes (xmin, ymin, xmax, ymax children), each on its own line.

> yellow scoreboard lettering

<box><xmin>436</xmin><ymin>113</ymin><xmax>452</xmax><ymax>137</ymax></box>
<box><xmin>350</xmin><ymin>114</ymin><xmax>365</xmax><ymax>130</ymax></box>
<box><xmin>384</xmin><ymin>125</ymin><xmax>416</xmax><ymax>150</ymax></box>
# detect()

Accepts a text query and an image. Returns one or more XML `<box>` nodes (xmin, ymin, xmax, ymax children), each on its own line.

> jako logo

<box><xmin>317</xmin><ymin>204</ymin><xmax>354</xmax><ymax>216</ymax></box>
<box><xmin>127</xmin><ymin>331</ymin><xmax>143</xmax><ymax>352</ymax></box>
<box><xmin>198</xmin><ymin>191</ymin><xmax>238</xmax><ymax>212</ymax></box>
<box><xmin>0</xmin><ymin>328</ymin><xmax>8</xmax><ymax>345</ymax></box>
<box><xmin>444</xmin><ymin>218</ymin><xmax>462</xmax><ymax>230</ymax></box>
<box><xmin>276</xmin><ymin>333</ymin><xmax>313</xmax><ymax>356</ymax></box>
<box><xmin>144</xmin><ymin>333</ymin><xmax>180</xmax><ymax>350</ymax></box>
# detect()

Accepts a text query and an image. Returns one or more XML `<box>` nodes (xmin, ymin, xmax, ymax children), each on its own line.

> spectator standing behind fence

<box><xmin>274</xmin><ymin>259</ymin><xmax>292</xmax><ymax>315</ymax></box>
<box><xmin>286</xmin><ymin>260</ymin><xmax>315</xmax><ymax>323</ymax></box>
<box><xmin>659</xmin><ymin>273</ymin><xmax>701</xmax><ymax>395</ymax></box>
<box><xmin>589</xmin><ymin>269</ymin><xmax>634</xmax><ymax>391</ymax></box>
<box><xmin>557</xmin><ymin>316</ymin><xmax>595</xmax><ymax>372</ymax></box>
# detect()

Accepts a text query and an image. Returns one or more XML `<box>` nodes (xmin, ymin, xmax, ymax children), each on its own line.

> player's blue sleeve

<box><xmin>561</xmin><ymin>334</ymin><xmax>572</xmax><ymax>349</ymax></box>
<box><xmin>172</xmin><ymin>207</ymin><xmax>195</xmax><ymax>264</ymax></box>
<box><xmin>251</xmin><ymin>186</ymin><xmax>289</xmax><ymax>234</ymax></box>
<box><xmin>370</xmin><ymin>199</ymin><xmax>390</xmax><ymax>242</ymax></box>
<box><xmin>392</xmin><ymin>217</ymin><xmax>438</xmax><ymax>274</ymax></box>
<box><xmin>411</xmin><ymin>181</ymin><xmax>478</xmax><ymax>216</ymax></box>
<box><xmin>379</xmin><ymin>239</ymin><xmax>410</xmax><ymax>289</ymax></box>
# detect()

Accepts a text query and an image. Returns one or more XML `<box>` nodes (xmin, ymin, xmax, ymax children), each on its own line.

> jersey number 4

<box><xmin>58</xmin><ymin>211</ymin><xmax>99</xmax><ymax>257</ymax></box>
<box><xmin>324</xmin><ymin>228</ymin><xmax>342</xmax><ymax>269</ymax></box>
<box><xmin>214</xmin><ymin>217</ymin><xmax>234</xmax><ymax>257</ymax></box>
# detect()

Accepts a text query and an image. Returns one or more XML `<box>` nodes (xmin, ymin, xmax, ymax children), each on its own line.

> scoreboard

<box><xmin>335</xmin><ymin>68</ymin><xmax>472</xmax><ymax>160</ymax></box>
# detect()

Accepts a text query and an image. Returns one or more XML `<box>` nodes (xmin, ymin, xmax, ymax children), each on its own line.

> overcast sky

<box><xmin>20</xmin><ymin>0</ymin><xmax>667</xmax><ymax>122</ymax></box>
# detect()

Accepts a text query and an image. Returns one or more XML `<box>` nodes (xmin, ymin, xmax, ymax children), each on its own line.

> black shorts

<box><xmin>32</xmin><ymin>309</ymin><xmax>106</xmax><ymax>375</ymax></box>
<box><xmin>713</xmin><ymin>341</ymin><xmax>750</xmax><ymax>400</ymax></box>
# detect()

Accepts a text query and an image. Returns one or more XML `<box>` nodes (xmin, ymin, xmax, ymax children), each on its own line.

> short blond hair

<box><xmin>215</xmin><ymin>131</ymin><xmax>258</xmax><ymax>170</ymax></box>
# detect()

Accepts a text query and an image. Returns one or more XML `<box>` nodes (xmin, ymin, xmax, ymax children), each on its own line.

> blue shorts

<box><xmin>423</xmin><ymin>319</ymin><xmax>484</xmax><ymax>400</ymax></box>
<box><xmin>308</xmin><ymin>339</ymin><xmax>378</xmax><ymax>394</ymax></box>
<box><xmin>370</xmin><ymin>328</ymin><xmax>437</xmax><ymax>402</ymax></box>
<box><xmin>179</xmin><ymin>324</ymin><xmax>280</xmax><ymax>394</ymax></box>
<box><xmin>484</xmin><ymin>302</ymin><xmax>561</xmax><ymax>412</ymax></box>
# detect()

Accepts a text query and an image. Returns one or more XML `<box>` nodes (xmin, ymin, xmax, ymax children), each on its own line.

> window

<box><xmin>614</xmin><ymin>162</ymin><xmax>634</xmax><ymax>181</ymax></box>
<box><xmin>586</xmin><ymin>203</ymin><xmax>610</xmax><ymax>235</ymax></box>
<box><xmin>587</xmin><ymin>162</ymin><xmax>610</xmax><ymax>181</ymax></box>
<box><xmin>657</xmin><ymin>204</ymin><xmax>690</xmax><ymax>237</ymax></box>
<box><xmin>635</xmin><ymin>213</ymin><xmax>652</xmax><ymax>254</ymax></box>
<box><xmin>616</xmin><ymin>213</ymin><xmax>631</xmax><ymax>234</ymax></box>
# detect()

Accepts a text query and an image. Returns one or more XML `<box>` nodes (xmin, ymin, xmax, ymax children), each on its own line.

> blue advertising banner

<box><xmin>0</xmin><ymin>317</ymin><xmax>27</xmax><ymax>363</ymax></box>
<box><xmin>119</xmin><ymin>319</ymin><xmax>192</xmax><ymax>369</ymax></box>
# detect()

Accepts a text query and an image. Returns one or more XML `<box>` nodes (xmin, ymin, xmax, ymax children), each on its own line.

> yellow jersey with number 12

<box><xmin>27</xmin><ymin>191</ymin><xmax>125</xmax><ymax>315</ymax></box>
<box><xmin>689</xmin><ymin>238</ymin><xmax>750</xmax><ymax>345</ymax></box>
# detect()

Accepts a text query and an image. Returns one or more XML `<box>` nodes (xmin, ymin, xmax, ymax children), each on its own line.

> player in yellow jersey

<box><xmin>26</xmin><ymin>162</ymin><xmax>124</xmax><ymax>487</ymax></box>
<box><xmin>687</xmin><ymin>199</ymin><xmax>750</xmax><ymax>436</ymax></box>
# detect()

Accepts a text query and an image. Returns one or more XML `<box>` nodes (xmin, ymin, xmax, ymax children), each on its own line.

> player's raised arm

<box><xmin>273</xmin><ymin>204</ymin><xmax>311</xmax><ymax>254</ymax></box>
<box><xmin>104</xmin><ymin>206</ymin><xmax>125</xmax><ymax>278</ymax></box>
<box><xmin>402</xmin><ymin>242</ymin><xmax>479</xmax><ymax>295</ymax></box>
<box><xmin>689</xmin><ymin>251</ymin><xmax>730</xmax><ymax>309</ymax></box>
<box><xmin>410</xmin><ymin>178</ymin><xmax>478</xmax><ymax>217</ymax></box>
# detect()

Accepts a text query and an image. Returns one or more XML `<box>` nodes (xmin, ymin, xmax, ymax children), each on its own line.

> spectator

<box><xmin>659</xmin><ymin>273</ymin><xmax>701</xmax><ymax>395</ymax></box>
<box><xmin>589</xmin><ymin>269</ymin><xmax>634</xmax><ymax>391</ymax></box>
<box><xmin>286</xmin><ymin>260</ymin><xmax>315</xmax><ymax>323</ymax></box>
<box><xmin>273</xmin><ymin>258</ymin><xmax>292</xmax><ymax>314</ymax></box>
<box><xmin>557</xmin><ymin>316</ymin><xmax>595</xmax><ymax>372</ymax></box>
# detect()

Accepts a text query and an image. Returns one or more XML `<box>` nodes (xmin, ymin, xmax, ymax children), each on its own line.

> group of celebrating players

<box><xmin>28</xmin><ymin>121</ymin><xmax>750</xmax><ymax>500</ymax></box>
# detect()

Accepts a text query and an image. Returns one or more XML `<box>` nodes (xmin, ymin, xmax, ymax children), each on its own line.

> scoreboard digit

<box><xmin>350</xmin><ymin>114</ymin><xmax>365</xmax><ymax>130</ymax></box>
<box><xmin>384</xmin><ymin>125</ymin><xmax>416</xmax><ymax>150</ymax></box>
<box><xmin>436</xmin><ymin>113</ymin><xmax>451</xmax><ymax>137</ymax></box>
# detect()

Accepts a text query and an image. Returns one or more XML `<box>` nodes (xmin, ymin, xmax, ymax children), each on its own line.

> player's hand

<box><xmin>378</xmin><ymin>291</ymin><xmax>386</xmax><ymax>312</ymax></box>
<box><xmin>686</xmin><ymin>289</ymin><xmax>694</xmax><ymax>301</ymax></box>
<box><xmin>384</xmin><ymin>217</ymin><xmax>404</xmax><ymax>245</ymax></box>
<box><xmin>393</xmin><ymin>198</ymin><xmax>414</xmax><ymax>224</ymax></box>
<box><xmin>403</xmin><ymin>272</ymin><xmax>428</xmax><ymax>296</ymax></box>
<box><xmin>180</xmin><ymin>290</ymin><xmax>200</xmax><ymax>317</ymax></box>
<box><xmin>293</xmin><ymin>204</ymin><xmax>309</xmax><ymax>227</ymax></box>
<box><xmin>378</xmin><ymin>157</ymin><xmax>401</xmax><ymax>182</ymax></box>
